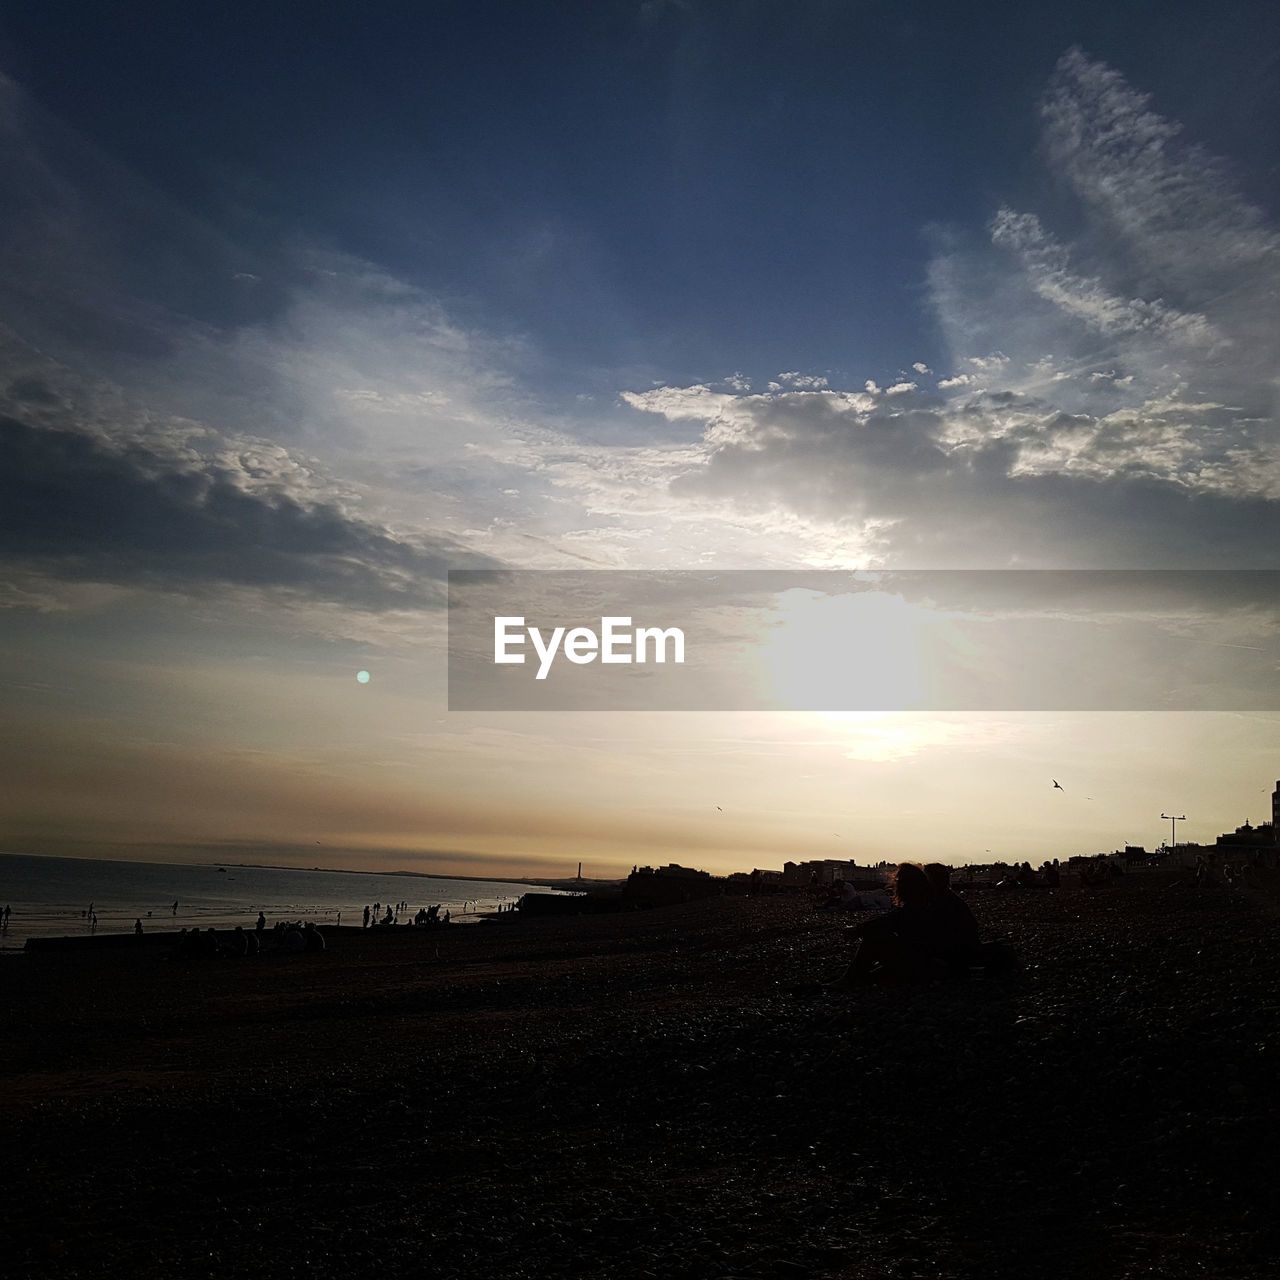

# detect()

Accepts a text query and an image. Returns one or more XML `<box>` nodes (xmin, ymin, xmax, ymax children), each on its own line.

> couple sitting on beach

<box><xmin>822</xmin><ymin>862</ymin><xmax>1013</xmax><ymax>988</ymax></box>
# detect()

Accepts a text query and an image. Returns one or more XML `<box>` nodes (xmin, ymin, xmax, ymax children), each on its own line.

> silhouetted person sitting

<box><xmin>828</xmin><ymin>863</ymin><xmax>945</xmax><ymax>987</ymax></box>
<box><xmin>134</xmin><ymin>918</ymin><xmax>144</xmax><ymax>936</ymax></box>
<box><xmin>923</xmin><ymin>862</ymin><xmax>982</xmax><ymax>973</ymax></box>
<box><xmin>302</xmin><ymin>922</ymin><xmax>326</xmax><ymax>952</ymax></box>
<box><xmin>230</xmin><ymin>926</ymin><xmax>250</xmax><ymax>957</ymax></box>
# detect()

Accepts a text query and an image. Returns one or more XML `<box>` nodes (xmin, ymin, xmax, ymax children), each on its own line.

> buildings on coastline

<box><xmin>1164</xmin><ymin>780</ymin><xmax>1280</xmax><ymax>869</ymax></box>
<box><xmin>619</xmin><ymin>779</ymin><xmax>1280</xmax><ymax>899</ymax></box>
<box><xmin>624</xmin><ymin>856</ymin><xmax>894</xmax><ymax>905</ymax></box>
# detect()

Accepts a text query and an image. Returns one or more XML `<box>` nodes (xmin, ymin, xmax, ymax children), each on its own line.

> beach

<box><xmin>3</xmin><ymin>870</ymin><xmax>1278</xmax><ymax>1279</ymax></box>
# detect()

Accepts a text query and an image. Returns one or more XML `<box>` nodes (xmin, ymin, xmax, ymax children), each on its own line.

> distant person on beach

<box><xmin>134</xmin><ymin>919</ymin><xmax>143</xmax><ymax>936</ymax></box>
<box><xmin>231</xmin><ymin>926</ymin><xmax>250</xmax><ymax>957</ymax></box>
<box><xmin>363</xmin><ymin>905</ymin><xmax>371</xmax><ymax>928</ymax></box>
<box><xmin>172</xmin><ymin>900</ymin><xmax>178</xmax><ymax>915</ymax></box>
<box><xmin>381</xmin><ymin>905</ymin><xmax>394</xmax><ymax>925</ymax></box>
<box><xmin>257</xmin><ymin>911</ymin><xmax>267</xmax><ymax>932</ymax></box>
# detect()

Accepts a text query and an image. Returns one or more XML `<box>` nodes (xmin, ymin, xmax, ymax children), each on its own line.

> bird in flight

<box><xmin>1052</xmin><ymin>780</ymin><xmax>1064</xmax><ymax>791</ymax></box>
<box><xmin>716</xmin><ymin>805</ymin><xmax>722</xmax><ymax>811</ymax></box>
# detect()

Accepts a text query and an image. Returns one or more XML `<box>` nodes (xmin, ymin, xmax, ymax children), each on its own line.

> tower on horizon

<box><xmin>1273</xmin><ymin>781</ymin><xmax>1280</xmax><ymax>839</ymax></box>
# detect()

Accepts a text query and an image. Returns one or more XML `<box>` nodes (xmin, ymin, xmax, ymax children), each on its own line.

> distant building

<box><xmin>624</xmin><ymin>863</ymin><xmax>725</xmax><ymax>907</ymax></box>
<box><xmin>1215</xmin><ymin>821</ymin><xmax>1277</xmax><ymax>850</ymax></box>
<box><xmin>780</xmin><ymin>858</ymin><xmax>884</xmax><ymax>888</ymax></box>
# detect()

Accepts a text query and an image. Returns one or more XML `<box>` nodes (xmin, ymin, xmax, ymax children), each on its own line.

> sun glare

<box><xmin>759</xmin><ymin>588</ymin><xmax>927</xmax><ymax>710</ymax></box>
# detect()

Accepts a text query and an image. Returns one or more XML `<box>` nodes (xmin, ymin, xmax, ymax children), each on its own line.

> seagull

<box><xmin>716</xmin><ymin>805</ymin><xmax>722</xmax><ymax>811</ymax></box>
<box><xmin>1052</xmin><ymin>780</ymin><xmax>1064</xmax><ymax>791</ymax></box>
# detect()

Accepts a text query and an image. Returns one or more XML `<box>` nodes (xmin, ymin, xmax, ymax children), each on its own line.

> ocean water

<box><xmin>0</xmin><ymin>852</ymin><xmax>559</xmax><ymax>949</ymax></box>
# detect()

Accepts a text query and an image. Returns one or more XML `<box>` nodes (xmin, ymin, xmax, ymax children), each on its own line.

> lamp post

<box><xmin>1161</xmin><ymin>813</ymin><xmax>1186</xmax><ymax>852</ymax></box>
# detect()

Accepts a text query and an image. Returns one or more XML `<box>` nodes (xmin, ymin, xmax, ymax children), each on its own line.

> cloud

<box><xmin>3</xmin><ymin>50</ymin><xmax>1279</xmax><ymax>596</ymax></box>
<box><xmin>1041</xmin><ymin>48</ymin><xmax>1278</xmax><ymax>299</ymax></box>
<box><xmin>775</xmin><ymin>371</ymin><xmax>830</xmax><ymax>389</ymax></box>
<box><xmin>601</xmin><ymin>50</ymin><xmax>1280</xmax><ymax>570</ymax></box>
<box><xmin>989</xmin><ymin>207</ymin><xmax>1216</xmax><ymax>346</ymax></box>
<box><xmin>0</xmin><ymin>411</ymin><xmax>490</xmax><ymax>607</ymax></box>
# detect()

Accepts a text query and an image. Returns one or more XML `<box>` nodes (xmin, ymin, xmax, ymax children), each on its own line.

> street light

<box><xmin>1161</xmin><ymin>813</ymin><xmax>1186</xmax><ymax>851</ymax></box>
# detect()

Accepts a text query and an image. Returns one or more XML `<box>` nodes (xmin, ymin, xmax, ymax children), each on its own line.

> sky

<box><xmin>2</xmin><ymin>1</ymin><xmax>1280</xmax><ymax>876</ymax></box>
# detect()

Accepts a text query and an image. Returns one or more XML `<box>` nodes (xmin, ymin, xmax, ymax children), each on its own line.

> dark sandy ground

<box><xmin>3</xmin><ymin>870</ymin><xmax>1278</xmax><ymax>1279</ymax></box>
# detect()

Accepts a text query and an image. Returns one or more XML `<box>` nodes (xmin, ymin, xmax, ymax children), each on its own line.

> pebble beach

<box><xmin>3</xmin><ymin>869</ymin><xmax>1278</xmax><ymax>1279</ymax></box>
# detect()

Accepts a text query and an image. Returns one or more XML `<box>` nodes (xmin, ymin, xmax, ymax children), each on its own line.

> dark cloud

<box><xmin>0</xmin><ymin>416</ymin><xmax>493</xmax><ymax>607</ymax></box>
<box><xmin>6</xmin><ymin>376</ymin><xmax>60</xmax><ymax>405</ymax></box>
<box><xmin>679</xmin><ymin>398</ymin><xmax>1280</xmax><ymax>567</ymax></box>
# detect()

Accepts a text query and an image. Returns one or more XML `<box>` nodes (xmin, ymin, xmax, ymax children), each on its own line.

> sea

<box><xmin>0</xmin><ymin>852</ymin><xmax>559</xmax><ymax>949</ymax></box>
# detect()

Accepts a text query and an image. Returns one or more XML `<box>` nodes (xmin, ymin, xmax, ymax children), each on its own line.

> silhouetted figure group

<box><xmin>824</xmin><ymin>862</ymin><xmax>1015</xmax><ymax>987</ymax></box>
<box><xmin>1076</xmin><ymin>856</ymin><xmax>1124</xmax><ymax>887</ymax></box>
<box><xmin>173</xmin><ymin>919</ymin><xmax>324</xmax><ymax>960</ymax></box>
<box><xmin>412</xmin><ymin>904</ymin><xmax>451</xmax><ymax>927</ymax></box>
<box><xmin>996</xmin><ymin>860</ymin><xmax>1061</xmax><ymax>889</ymax></box>
<box><xmin>361</xmin><ymin>900</ymin><xmax>452</xmax><ymax>929</ymax></box>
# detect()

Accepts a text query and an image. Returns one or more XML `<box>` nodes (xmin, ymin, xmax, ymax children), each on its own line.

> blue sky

<box><xmin>3</xmin><ymin>3</ymin><xmax>1280</xmax><ymax>873</ymax></box>
<box><xmin>6</xmin><ymin>1</ymin><xmax>1277</xmax><ymax>399</ymax></box>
